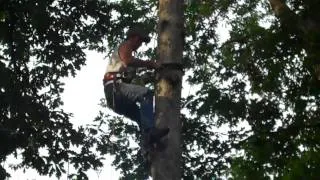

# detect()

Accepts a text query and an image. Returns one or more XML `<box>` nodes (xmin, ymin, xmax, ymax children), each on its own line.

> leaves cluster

<box><xmin>0</xmin><ymin>0</ymin><xmax>114</xmax><ymax>178</ymax></box>
<box><xmin>1</xmin><ymin>0</ymin><xmax>320</xmax><ymax>179</ymax></box>
<box><xmin>93</xmin><ymin>0</ymin><xmax>320</xmax><ymax>179</ymax></box>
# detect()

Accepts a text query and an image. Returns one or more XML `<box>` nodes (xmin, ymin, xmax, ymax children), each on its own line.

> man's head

<box><xmin>126</xmin><ymin>26</ymin><xmax>150</xmax><ymax>50</ymax></box>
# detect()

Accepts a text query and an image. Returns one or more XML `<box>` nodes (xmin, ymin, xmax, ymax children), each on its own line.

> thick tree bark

<box><xmin>268</xmin><ymin>0</ymin><xmax>320</xmax><ymax>33</ymax></box>
<box><xmin>268</xmin><ymin>0</ymin><xmax>320</xmax><ymax>82</ymax></box>
<box><xmin>151</xmin><ymin>0</ymin><xmax>184</xmax><ymax>179</ymax></box>
<box><xmin>268</xmin><ymin>0</ymin><xmax>292</xmax><ymax>17</ymax></box>
<box><xmin>268</xmin><ymin>0</ymin><xmax>301</xmax><ymax>32</ymax></box>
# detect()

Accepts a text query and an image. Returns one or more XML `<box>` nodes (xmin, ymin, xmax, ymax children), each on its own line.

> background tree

<box><xmin>0</xmin><ymin>0</ymin><xmax>118</xmax><ymax>178</ymax></box>
<box><xmin>3</xmin><ymin>0</ymin><xmax>317</xmax><ymax>179</ymax></box>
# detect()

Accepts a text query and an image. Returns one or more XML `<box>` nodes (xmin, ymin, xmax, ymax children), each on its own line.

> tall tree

<box><xmin>268</xmin><ymin>0</ymin><xmax>320</xmax><ymax>87</ymax></box>
<box><xmin>0</xmin><ymin>0</ymin><xmax>115</xmax><ymax>178</ymax></box>
<box><xmin>93</xmin><ymin>0</ymin><xmax>320</xmax><ymax>179</ymax></box>
<box><xmin>151</xmin><ymin>0</ymin><xmax>184</xmax><ymax>179</ymax></box>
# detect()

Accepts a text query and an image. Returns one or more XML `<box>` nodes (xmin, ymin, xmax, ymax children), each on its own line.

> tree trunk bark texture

<box><xmin>268</xmin><ymin>0</ymin><xmax>320</xmax><ymax>82</ymax></box>
<box><xmin>151</xmin><ymin>0</ymin><xmax>184</xmax><ymax>179</ymax></box>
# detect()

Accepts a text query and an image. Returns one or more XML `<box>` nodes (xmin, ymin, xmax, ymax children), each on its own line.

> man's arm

<box><xmin>119</xmin><ymin>43</ymin><xmax>158</xmax><ymax>69</ymax></box>
<box><xmin>129</xmin><ymin>57</ymin><xmax>157</xmax><ymax>69</ymax></box>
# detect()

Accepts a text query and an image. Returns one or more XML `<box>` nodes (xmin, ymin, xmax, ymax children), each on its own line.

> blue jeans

<box><xmin>104</xmin><ymin>82</ymin><xmax>154</xmax><ymax>131</ymax></box>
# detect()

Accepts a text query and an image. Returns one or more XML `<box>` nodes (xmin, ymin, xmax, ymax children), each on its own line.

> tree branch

<box><xmin>268</xmin><ymin>0</ymin><xmax>302</xmax><ymax>32</ymax></box>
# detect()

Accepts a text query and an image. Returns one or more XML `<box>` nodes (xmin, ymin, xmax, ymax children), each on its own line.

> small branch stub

<box><xmin>156</xmin><ymin>63</ymin><xmax>184</xmax><ymax>90</ymax></box>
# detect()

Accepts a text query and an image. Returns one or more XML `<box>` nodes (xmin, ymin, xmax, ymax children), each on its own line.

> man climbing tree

<box><xmin>103</xmin><ymin>25</ymin><xmax>170</xmax><ymax>165</ymax></box>
<box><xmin>151</xmin><ymin>0</ymin><xmax>184</xmax><ymax>179</ymax></box>
<box><xmin>96</xmin><ymin>0</ymin><xmax>320</xmax><ymax>179</ymax></box>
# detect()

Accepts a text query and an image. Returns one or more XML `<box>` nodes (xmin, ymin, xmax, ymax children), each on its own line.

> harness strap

<box><xmin>103</xmin><ymin>72</ymin><xmax>123</xmax><ymax>82</ymax></box>
<box><xmin>112</xmin><ymin>80</ymin><xmax>116</xmax><ymax>109</ymax></box>
<box><xmin>103</xmin><ymin>72</ymin><xmax>123</xmax><ymax>110</ymax></box>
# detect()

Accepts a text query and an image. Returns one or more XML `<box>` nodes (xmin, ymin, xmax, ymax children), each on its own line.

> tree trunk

<box><xmin>151</xmin><ymin>0</ymin><xmax>184</xmax><ymax>179</ymax></box>
<box><xmin>268</xmin><ymin>0</ymin><xmax>292</xmax><ymax>17</ymax></box>
<box><xmin>268</xmin><ymin>0</ymin><xmax>320</xmax><ymax>82</ymax></box>
<box><xmin>268</xmin><ymin>0</ymin><xmax>301</xmax><ymax>32</ymax></box>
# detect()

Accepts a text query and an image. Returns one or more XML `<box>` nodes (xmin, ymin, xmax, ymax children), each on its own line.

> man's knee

<box><xmin>141</xmin><ymin>90</ymin><xmax>153</xmax><ymax>102</ymax></box>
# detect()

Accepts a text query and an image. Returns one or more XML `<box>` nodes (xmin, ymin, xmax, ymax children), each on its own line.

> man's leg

<box><xmin>116</xmin><ymin>82</ymin><xmax>154</xmax><ymax>130</ymax></box>
<box><xmin>116</xmin><ymin>83</ymin><xmax>169</xmax><ymax>142</ymax></box>
<box><xmin>113</xmin><ymin>82</ymin><xmax>169</xmax><ymax>171</ymax></box>
<box><xmin>105</xmin><ymin>83</ymin><xmax>143</xmax><ymax>128</ymax></box>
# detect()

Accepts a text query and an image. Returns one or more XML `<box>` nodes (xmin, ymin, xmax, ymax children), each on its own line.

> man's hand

<box><xmin>151</xmin><ymin>61</ymin><xmax>161</xmax><ymax>69</ymax></box>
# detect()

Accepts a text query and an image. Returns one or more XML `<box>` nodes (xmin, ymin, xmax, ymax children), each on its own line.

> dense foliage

<box><xmin>0</xmin><ymin>0</ymin><xmax>114</xmax><ymax>178</ymax></box>
<box><xmin>93</xmin><ymin>0</ymin><xmax>320</xmax><ymax>179</ymax></box>
<box><xmin>1</xmin><ymin>0</ymin><xmax>320</xmax><ymax>179</ymax></box>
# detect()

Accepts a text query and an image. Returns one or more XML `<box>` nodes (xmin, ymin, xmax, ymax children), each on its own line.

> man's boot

<box><xmin>143</xmin><ymin>127</ymin><xmax>169</xmax><ymax>147</ymax></box>
<box><xmin>148</xmin><ymin>127</ymin><xmax>169</xmax><ymax>144</ymax></box>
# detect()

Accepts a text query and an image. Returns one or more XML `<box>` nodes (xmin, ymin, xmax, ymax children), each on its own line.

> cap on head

<box><xmin>127</xmin><ymin>25</ymin><xmax>150</xmax><ymax>43</ymax></box>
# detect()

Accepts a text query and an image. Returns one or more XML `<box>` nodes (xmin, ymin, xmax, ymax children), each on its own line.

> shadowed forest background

<box><xmin>0</xmin><ymin>0</ymin><xmax>320</xmax><ymax>179</ymax></box>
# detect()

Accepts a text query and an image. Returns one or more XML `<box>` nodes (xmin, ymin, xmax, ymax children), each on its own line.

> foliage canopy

<box><xmin>1</xmin><ymin>0</ymin><xmax>320</xmax><ymax>179</ymax></box>
<box><xmin>0</xmin><ymin>0</ymin><xmax>112</xmax><ymax>178</ymax></box>
<box><xmin>94</xmin><ymin>0</ymin><xmax>320</xmax><ymax>179</ymax></box>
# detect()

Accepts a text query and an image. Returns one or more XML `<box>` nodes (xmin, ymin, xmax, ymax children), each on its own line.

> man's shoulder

<box><xmin>118</xmin><ymin>41</ymin><xmax>133</xmax><ymax>58</ymax></box>
<box><xmin>119</xmin><ymin>41</ymin><xmax>132</xmax><ymax>52</ymax></box>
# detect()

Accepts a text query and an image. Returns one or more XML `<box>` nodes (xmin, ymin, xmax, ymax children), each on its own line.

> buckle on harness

<box><xmin>103</xmin><ymin>72</ymin><xmax>123</xmax><ymax>87</ymax></box>
<box><xmin>103</xmin><ymin>80</ymin><xmax>114</xmax><ymax>86</ymax></box>
<box><xmin>104</xmin><ymin>73</ymin><xmax>121</xmax><ymax>80</ymax></box>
